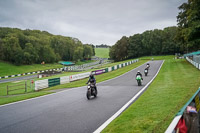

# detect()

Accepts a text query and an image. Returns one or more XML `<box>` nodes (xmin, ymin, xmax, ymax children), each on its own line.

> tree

<box><xmin>2</xmin><ymin>35</ymin><xmax>22</xmax><ymax>63</ymax></box>
<box><xmin>73</xmin><ymin>46</ymin><xmax>83</xmax><ymax>62</ymax></box>
<box><xmin>176</xmin><ymin>0</ymin><xmax>200</xmax><ymax>52</ymax></box>
<box><xmin>83</xmin><ymin>44</ymin><xmax>93</xmax><ymax>59</ymax></box>
<box><xmin>23</xmin><ymin>43</ymin><xmax>38</xmax><ymax>64</ymax></box>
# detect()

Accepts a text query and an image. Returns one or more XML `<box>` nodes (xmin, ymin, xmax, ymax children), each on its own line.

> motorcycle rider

<box><xmin>86</xmin><ymin>73</ymin><xmax>97</xmax><ymax>92</ymax></box>
<box><xmin>144</xmin><ymin>67</ymin><xmax>148</xmax><ymax>76</ymax></box>
<box><xmin>147</xmin><ymin>63</ymin><xmax>150</xmax><ymax>69</ymax></box>
<box><xmin>136</xmin><ymin>70</ymin><xmax>143</xmax><ymax>80</ymax></box>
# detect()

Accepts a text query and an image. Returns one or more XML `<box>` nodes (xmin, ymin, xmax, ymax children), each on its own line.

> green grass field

<box><xmin>95</xmin><ymin>48</ymin><xmax>110</xmax><ymax>58</ymax></box>
<box><xmin>102</xmin><ymin>56</ymin><xmax>200</xmax><ymax>132</ymax></box>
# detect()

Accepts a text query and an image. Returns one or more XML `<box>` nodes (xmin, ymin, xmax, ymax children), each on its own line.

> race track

<box><xmin>0</xmin><ymin>60</ymin><xmax>163</xmax><ymax>133</ymax></box>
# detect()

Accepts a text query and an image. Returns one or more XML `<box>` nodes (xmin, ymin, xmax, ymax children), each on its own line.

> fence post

<box><xmin>7</xmin><ymin>85</ymin><xmax>8</xmax><ymax>95</ymax></box>
<box><xmin>25</xmin><ymin>81</ymin><xmax>27</xmax><ymax>93</ymax></box>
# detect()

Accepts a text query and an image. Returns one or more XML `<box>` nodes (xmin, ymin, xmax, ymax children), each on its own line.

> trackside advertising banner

<box><xmin>69</xmin><ymin>72</ymin><xmax>91</xmax><ymax>81</ymax></box>
<box><xmin>93</xmin><ymin>69</ymin><xmax>106</xmax><ymax>75</ymax></box>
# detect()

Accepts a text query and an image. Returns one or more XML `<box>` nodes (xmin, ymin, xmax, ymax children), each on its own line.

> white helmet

<box><xmin>137</xmin><ymin>70</ymin><xmax>140</xmax><ymax>73</ymax></box>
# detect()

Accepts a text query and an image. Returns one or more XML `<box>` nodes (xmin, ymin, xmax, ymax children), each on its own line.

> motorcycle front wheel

<box><xmin>86</xmin><ymin>90</ymin><xmax>91</xmax><ymax>100</ymax></box>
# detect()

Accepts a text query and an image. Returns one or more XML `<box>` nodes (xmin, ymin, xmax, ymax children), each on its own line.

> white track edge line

<box><xmin>0</xmin><ymin>61</ymin><xmax>145</xmax><ymax>108</ymax></box>
<box><xmin>93</xmin><ymin>60</ymin><xmax>164</xmax><ymax>133</ymax></box>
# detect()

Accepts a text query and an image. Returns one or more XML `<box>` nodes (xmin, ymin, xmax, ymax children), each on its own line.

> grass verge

<box><xmin>102</xmin><ymin>57</ymin><xmax>200</xmax><ymax>133</ymax></box>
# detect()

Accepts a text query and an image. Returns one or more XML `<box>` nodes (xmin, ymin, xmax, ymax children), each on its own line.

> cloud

<box><xmin>0</xmin><ymin>0</ymin><xmax>187</xmax><ymax>45</ymax></box>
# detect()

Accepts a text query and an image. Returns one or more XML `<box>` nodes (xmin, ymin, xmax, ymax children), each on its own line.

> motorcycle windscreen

<box><xmin>136</xmin><ymin>75</ymin><xmax>141</xmax><ymax>80</ymax></box>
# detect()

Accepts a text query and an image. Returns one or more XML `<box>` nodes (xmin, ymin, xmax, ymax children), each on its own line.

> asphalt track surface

<box><xmin>0</xmin><ymin>60</ymin><xmax>163</xmax><ymax>133</ymax></box>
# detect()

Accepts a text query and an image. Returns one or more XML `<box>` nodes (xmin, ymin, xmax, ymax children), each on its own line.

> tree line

<box><xmin>0</xmin><ymin>27</ymin><xmax>95</xmax><ymax>65</ymax></box>
<box><xmin>96</xmin><ymin>44</ymin><xmax>110</xmax><ymax>48</ymax></box>
<box><xmin>109</xmin><ymin>26</ymin><xmax>180</xmax><ymax>61</ymax></box>
<box><xmin>110</xmin><ymin>0</ymin><xmax>200</xmax><ymax>61</ymax></box>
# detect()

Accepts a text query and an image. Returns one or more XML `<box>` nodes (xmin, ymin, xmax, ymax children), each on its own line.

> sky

<box><xmin>0</xmin><ymin>0</ymin><xmax>187</xmax><ymax>46</ymax></box>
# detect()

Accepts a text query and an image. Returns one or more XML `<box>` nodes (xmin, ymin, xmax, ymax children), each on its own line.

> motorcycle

<box><xmin>86</xmin><ymin>83</ymin><xmax>97</xmax><ymax>100</ymax></box>
<box><xmin>136</xmin><ymin>75</ymin><xmax>142</xmax><ymax>86</ymax></box>
<box><xmin>144</xmin><ymin>69</ymin><xmax>148</xmax><ymax>76</ymax></box>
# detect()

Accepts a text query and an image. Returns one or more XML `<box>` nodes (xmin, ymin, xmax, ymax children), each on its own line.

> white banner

<box><xmin>60</xmin><ymin>76</ymin><xmax>70</xmax><ymax>84</ymax></box>
<box><xmin>69</xmin><ymin>72</ymin><xmax>90</xmax><ymax>81</ymax></box>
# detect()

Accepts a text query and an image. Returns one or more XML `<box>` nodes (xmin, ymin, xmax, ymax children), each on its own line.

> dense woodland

<box><xmin>110</xmin><ymin>0</ymin><xmax>200</xmax><ymax>61</ymax></box>
<box><xmin>0</xmin><ymin>28</ymin><xmax>95</xmax><ymax>65</ymax></box>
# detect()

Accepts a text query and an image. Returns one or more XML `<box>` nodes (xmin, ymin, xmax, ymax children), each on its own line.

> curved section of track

<box><xmin>0</xmin><ymin>60</ymin><xmax>163</xmax><ymax>133</ymax></box>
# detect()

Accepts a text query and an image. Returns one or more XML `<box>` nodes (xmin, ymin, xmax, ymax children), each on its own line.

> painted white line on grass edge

<box><xmin>93</xmin><ymin>60</ymin><xmax>164</xmax><ymax>133</ymax></box>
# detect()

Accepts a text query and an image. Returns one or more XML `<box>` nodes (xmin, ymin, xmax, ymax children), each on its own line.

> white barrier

<box><xmin>69</xmin><ymin>72</ymin><xmax>90</xmax><ymax>81</ymax></box>
<box><xmin>60</xmin><ymin>76</ymin><xmax>70</xmax><ymax>84</ymax></box>
<box><xmin>35</xmin><ymin>79</ymin><xmax>48</xmax><ymax>91</ymax></box>
<box><xmin>108</xmin><ymin>67</ymin><xmax>112</xmax><ymax>72</ymax></box>
<box><xmin>114</xmin><ymin>65</ymin><xmax>117</xmax><ymax>70</ymax></box>
<box><xmin>186</xmin><ymin>57</ymin><xmax>200</xmax><ymax>69</ymax></box>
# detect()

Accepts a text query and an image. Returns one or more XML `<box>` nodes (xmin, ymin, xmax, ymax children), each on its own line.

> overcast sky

<box><xmin>0</xmin><ymin>0</ymin><xmax>187</xmax><ymax>45</ymax></box>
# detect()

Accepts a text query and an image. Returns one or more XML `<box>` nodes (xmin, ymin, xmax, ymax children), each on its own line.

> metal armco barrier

<box><xmin>165</xmin><ymin>87</ymin><xmax>200</xmax><ymax>133</ymax></box>
<box><xmin>186</xmin><ymin>57</ymin><xmax>200</xmax><ymax>70</ymax></box>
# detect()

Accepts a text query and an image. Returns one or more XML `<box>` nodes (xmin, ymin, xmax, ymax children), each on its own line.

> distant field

<box><xmin>95</xmin><ymin>48</ymin><xmax>110</xmax><ymax>58</ymax></box>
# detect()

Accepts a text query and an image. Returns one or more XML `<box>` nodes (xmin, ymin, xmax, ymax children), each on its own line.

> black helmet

<box><xmin>90</xmin><ymin>74</ymin><xmax>94</xmax><ymax>79</ymax></box>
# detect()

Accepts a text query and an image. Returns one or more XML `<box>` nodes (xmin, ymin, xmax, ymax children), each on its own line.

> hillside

<box><xmin>95</xmin><ymin>48</ymin><xmax>110</xmax><ymax>58</ymax></box>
